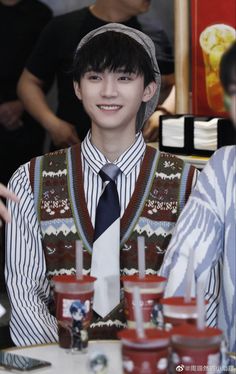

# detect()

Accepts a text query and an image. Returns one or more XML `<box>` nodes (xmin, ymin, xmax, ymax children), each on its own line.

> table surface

<box><xmin>0</xmin><ymin>341</ymin><xmax>123</xmax><ymax>374</ymax></box>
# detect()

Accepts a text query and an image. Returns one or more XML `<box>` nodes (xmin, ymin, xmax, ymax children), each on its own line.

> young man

<box><xmin>17</xmin><ymin>0</ymin><xmax>175</xmax><ymax>147</ymax></box>
<box><xmin>160</xmin><ymin>42</ymin><xmax>236</xmax><ymax>354</ymax></box>
<box><xmin>6</xmin><ymin>24</ymin><xmax>196</xmax><ymax>346</ymax></box>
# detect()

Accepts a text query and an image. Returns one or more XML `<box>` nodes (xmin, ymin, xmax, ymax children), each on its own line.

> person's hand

<box><xmin>0</xmin><ymin>183</ymin><xmax>20</xmax><ymax>226</ymax></box>
<box><xmin>0</xmin><ymin>101</ymin><xmax>24</xmax><ymax>130</ymax></box>
<box><xmin>142</xmin><ymin>110</ymin><xmax>162</xmax><ymax>142</ymax></box>
<box><xmin>49</xmin><ymin>119</ymin><xmax>80</xmax><ymax>148</ymax></box>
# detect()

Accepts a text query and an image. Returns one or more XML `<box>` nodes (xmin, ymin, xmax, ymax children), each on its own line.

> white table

<box><xmin>0</xmin><ymin>341</ymin><xmax>123</xmax><ymax>374</ymax></box>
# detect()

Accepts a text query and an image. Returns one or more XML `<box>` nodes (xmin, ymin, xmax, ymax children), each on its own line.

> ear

<box><xmin>73</xmin><ymin>81</ymin><xmax>82</xmax><ymax>100</ymax></box>
<box><xmin>142</xmin><ymin>82</ymin><xmax>157</xmax><ymax>103</ymax></box>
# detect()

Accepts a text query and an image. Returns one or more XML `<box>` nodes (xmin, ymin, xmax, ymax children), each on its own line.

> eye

<box><xmin>86</xmin><ymin>73</ymin><xmax>102</xmax><ymax>81</ymax></box>
<box><xmin>118</xmin><ymin>76</ymin><xmax>132</xmax><ymax>81</ymax></box>
<box><xmin>118</xmin><ymin>72</ymin><xmax>137</xmax><ymax>81</ymax></box>
<box><xmin>89</xmin><ymin>75</ymin><xmax>101</xmax><ymax>81</ymax></box>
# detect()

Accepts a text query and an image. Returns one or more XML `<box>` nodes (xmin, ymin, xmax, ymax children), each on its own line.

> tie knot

<box><xmin>99</xmin><ymin>163</ymin><xmax>120</xmax><ymax>182</ymax></box>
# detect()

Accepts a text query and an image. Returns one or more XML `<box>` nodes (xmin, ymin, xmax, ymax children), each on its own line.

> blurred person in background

<box><xmin>17</xmin><ymin>0</ymin><xmax>175</xmax><ymax>148</ymax></box>
<box><xmin>0</xmin><ymin>0</ymin><xmax>52</xmax><ymax>186</ymax></box>
<box><xmin>160</xmin><ymin>41</ymin><xmax>236</xmax><ymax>355</ymax></box>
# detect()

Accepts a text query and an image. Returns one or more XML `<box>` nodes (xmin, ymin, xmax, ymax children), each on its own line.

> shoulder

<box><xmin>191</xmin><ymin>146</ymin><xmax>236</xmax><ymax>209</ymax></box>
<box><xmin>202</xmin><ymin>146</ymin><xmax>236</xmax><ymax>179</ymax></box>
<box><xmin>30</xmin><ymin>147</ymin><xmax>68</xmax><ymax>165</ymax></box>
<box><xmin>30</xmin><ymin>145</ymin><xmax>81</xmax><ymax>169</ymax></box>
<box><xmin>8</xmin><ymin>162</ymin><xmax>30</xmax><ymax>194</ymax></box>
<box><xmin>158</xmin><ymin>151</ymin><xmax>185</xmax><ymax>169</ymax></box>
<box><xmin>138</xmin><ymin>14</ymin><xmax>174</xmax><ymax>74</ymax></box>
<box><xmin>46</xmin><ymin>7</ymin><xmax>88</xmax><ymax>30</ymax></box>
<box><xmin>138</xmin><ymin>14</ymin><xmax>171</xmax><ymax>46</ymax></box>
<box><xmin>29</xmin><ymin>148</ymin><xmax>71</xmax><ymax>191</ymax></box>
<box><xmin>209</xmin><ymin>145</ymin><xmax>235</xmax><ymax>164</ymax></box>
<box><xmin>21</xmin><ymin>0</ymin><xmax>52</xmax><ymax>19</ymax></box>
<box><xmin>36</xmin><ymin>6</ymin><xmax>88</xmax><ymax>43</ymax></box>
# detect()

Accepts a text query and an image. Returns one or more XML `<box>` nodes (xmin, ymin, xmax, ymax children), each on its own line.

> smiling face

<box><xmin>72</xmin><ymin>309</ymin><xmax>84</xmax><ymax>321</ymax></box>
<box><xmin>74</xmin><ymin>70</ymin><xmax>156</xmax><ymax>133</ymax></box>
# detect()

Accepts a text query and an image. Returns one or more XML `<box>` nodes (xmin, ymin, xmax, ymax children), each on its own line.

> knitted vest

<box><xmin>30</xmin><ymin>144</ymin><xmax>195</xmax><ymax>337</ymax></box>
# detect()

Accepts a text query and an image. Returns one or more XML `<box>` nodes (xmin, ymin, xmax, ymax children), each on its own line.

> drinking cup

<box><xmin>118</xmin><ymin>328</ymin><xmax>170</xmax><ymax>374</ymax></box>
<box><xmin>53</xmin><ymin>274</ymin><xmax>96</xmax><ymax>352</ymax></box>
<box><xmin>122</xmin><ymin>275</ymin><xmax>166</xmax><ymax>328</ymax></box>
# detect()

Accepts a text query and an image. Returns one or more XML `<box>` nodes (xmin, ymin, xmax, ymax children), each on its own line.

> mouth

<box><xmin>97</xmin><ymin>105</ymin><xmax>122</xmax><ymax>111</ymax></box>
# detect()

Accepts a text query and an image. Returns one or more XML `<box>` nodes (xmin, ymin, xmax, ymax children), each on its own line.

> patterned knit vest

<box><xmin>29</xmin><ymin>144</ymin><xmax>195</xmax><ymax>337</ymax></box>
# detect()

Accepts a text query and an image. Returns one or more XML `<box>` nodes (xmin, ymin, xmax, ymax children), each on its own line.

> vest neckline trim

<box><xmin>68</xmin><ymin>144</ymin><xmax>160</xmax><ymax>254</ymax></box>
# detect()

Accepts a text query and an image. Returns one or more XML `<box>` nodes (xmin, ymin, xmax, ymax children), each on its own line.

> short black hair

<box><xmin>220</xmin><ymin>41</ymin><xmax>236</xmax><ymax>95</ymax></box>
<box><xmin>72</xmin><ymin>31</ymin><xmax>156</xmax><ymax>87</ymax></box>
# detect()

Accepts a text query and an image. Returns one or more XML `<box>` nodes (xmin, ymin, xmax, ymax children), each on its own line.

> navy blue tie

<box><xmin>94</xmin><ymin>164</ymin><xmax>120</xmax><ymax>242</ymax></box>
<box><xmin>91</xmin><ymin>163</ymin><xmax>121</xmax><ymax>317</ymax></box>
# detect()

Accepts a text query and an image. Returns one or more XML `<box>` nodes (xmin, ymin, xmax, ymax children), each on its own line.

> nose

<box><xmin>100</xmin><ymin>76</ymin><xmax>118</xmax><ymax>98</ymax></box>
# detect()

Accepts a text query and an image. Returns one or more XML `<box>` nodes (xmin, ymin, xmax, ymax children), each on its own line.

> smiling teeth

<box><xmin>98</xmin><ymin>105</ymin><xmax>121</xmax><ymax>110</ymax></box>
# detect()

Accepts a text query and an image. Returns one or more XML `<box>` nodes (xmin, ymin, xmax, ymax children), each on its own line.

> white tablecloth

<box><xmin>0</xmin><ymin>341</ymin><xmax>123</xmax><ymax>374</ymax></box>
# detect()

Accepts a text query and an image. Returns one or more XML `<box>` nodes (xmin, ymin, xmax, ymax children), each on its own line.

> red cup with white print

<box><xmin>118</xmin><ymin>328</ymin><xmax>170</xmax><ymax>374</ymax></box>
<box><xmin>53</xmin><ymin>274</ymin><xmax>96</xmax><ymax>352</ymax></box>
<box><xmin>160</xmin><ymin>297</ymin><xmax>202</xmax><ymax>331</ymax></box>
<box><xmin>170</xmin><ymin>324</ymin><xmax>223</xmax><ymax>373</ymax></box>
<box><xmin>122</xmin><ymin>275</ymin><xmax>166</xmax><ymax>328</ymax></box>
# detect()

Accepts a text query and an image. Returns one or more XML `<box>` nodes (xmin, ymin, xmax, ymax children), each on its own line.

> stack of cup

<box><xmin>118</xmin><ymin>287</ymin><xmax>171</xmax><ymax>374</ymax></box>
<box><xmin>170</xmin><ymin>282</ymin><xmax>223</xmax><ymax>373</ymax></box>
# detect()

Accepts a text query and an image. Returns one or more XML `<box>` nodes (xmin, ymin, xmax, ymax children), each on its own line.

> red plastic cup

<box><xmin>170</xmin><ymin>324</ymin><xmax>223</xmax><ymax>373</ymax></box>
<box><xmin>118</xmin><ymin>328</ymin><xmax>170</xmax><ymax>374</ymax></box>
<box><xmin>53</xmin><ymin>274</ymin><xmax>96</xmax><ymax>352</ymax></box>
<box><xmin>122</xmin><ymin>275</ymin><xmax>166</xmax><ymax>328</ymax></box>
<box><xmin>161</xmin><ymin>297</ymin><xmax>209</xmax><ymax>330</ymax></box>
<box><xmin>160</xmin><ymin>297</ymin><xmax>201</xmax><ymax>330</ymax></box>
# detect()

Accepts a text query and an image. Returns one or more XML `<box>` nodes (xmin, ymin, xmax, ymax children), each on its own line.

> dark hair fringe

<box><xmin>71</xmin><ymin>31</ymin><xmax>156</xmax><ymax>87</ymax></box>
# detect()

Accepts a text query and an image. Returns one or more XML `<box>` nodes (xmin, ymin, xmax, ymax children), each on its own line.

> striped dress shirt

<box><xmin>81</xmin><ymin>131</ymin><xmax>146</xmax><ymax>224</ymax></box>
<box><xmin>5</xmin><ymin>132</ymin><xmax>146</xmax><ymax>346</ymax></box>
<box><xmin>160</xmin><ymin>146</ymin><xmax>236</xmax><ymax>353</ymax></box>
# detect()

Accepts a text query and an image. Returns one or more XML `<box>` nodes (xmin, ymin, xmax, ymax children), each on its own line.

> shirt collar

<box><xmin>81</xmin><ymin>131</ymin><xmax>146</xmax><ymax>176</ymax></box>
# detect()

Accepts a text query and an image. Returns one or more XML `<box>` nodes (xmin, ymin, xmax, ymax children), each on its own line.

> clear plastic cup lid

<box><xmin>53</xmin><ymin>274</ymin><xmax>96</xmax><ymax>293</ymax></box>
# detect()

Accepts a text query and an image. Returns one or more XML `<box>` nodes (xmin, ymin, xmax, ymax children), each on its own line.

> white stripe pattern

<box><xmin>5</xmin><ymin>132</ymin><xmax>145</xmax><ymax>346</ymax></box>
<box><xmin>160</xmin><ymin>146</ymin><xmax>236</xmax><ymax>353</ymax></box>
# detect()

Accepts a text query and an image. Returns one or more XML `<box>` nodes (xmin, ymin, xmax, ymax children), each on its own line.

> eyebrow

<box><xmin>115</xmin><ymin>69</ymin><xmax>136</xmax><ymax>73</ymax></box>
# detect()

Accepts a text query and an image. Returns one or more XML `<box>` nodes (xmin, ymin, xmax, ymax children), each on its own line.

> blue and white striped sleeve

<box><xmin>160</xmin><ymin>152</ymin><xmax>225</xmax><ymax>326</ymax></box>
<box><xmin>5</xmin><ymin>163</ymin><xmax>58</xmax><ymax>346</ymax></box>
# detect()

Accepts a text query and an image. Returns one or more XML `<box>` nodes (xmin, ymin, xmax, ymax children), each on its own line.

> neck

<box><xmin>91</xmin><ymin>127</ymin><xmax>136</xmax><ymax>162</ymax></box>
<box><xmin>90</xmin><ymin>1</ymin><xmax>131</xmax><ymax>22</ymax></box>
